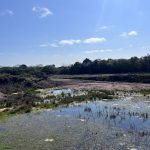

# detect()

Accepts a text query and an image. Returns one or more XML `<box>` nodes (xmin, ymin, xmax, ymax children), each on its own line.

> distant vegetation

<box><xmin>1</xmin><ymin>55</ymin><xmax>150</xmax><ymax>93</ymax></box>
<box><xmin>0</xmin><ymin>64</ymin><xmax>58</xmax><ymax>94</ymax></box>
<box><xmin>61</xmin><ymin>54</ymin><xmax>150</xmax><ymax>74</ymax></box>
<box><xmin>1</xmin><ymin>55</ymin><xmax>150</xmax><ymax>76</ymax></box>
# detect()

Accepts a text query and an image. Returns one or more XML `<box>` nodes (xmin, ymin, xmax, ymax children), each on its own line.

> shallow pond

<box><xmin>1</xmin><ymin>96</ymin><xmax>150</xmax><ymax>150</ymax></box>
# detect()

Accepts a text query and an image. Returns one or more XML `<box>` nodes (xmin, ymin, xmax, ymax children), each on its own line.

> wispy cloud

<box><xmin>120</xmin><ymin>32</ymin><xmax>127</xmax><ymax>37</ymax></box>
<box><xmin>83</xmin><ymin>37</ymin><xmax>107</xmax><ymax>44</ymax></box>
<box><xmin>32</xmin><ymin>6</ymin><xmax>53</xmax><ymax>18</ymax></box>
<box><xmin>58</xmin><ymin>37</ymin><xmax>106</xmax><ymax>46</ymax></box>
<box><xmin>96</xmin><ymin>25</ymin><xmax>113</xmax><ymax>32</ymax></box>
<box><xmin>40</xmin><ymin>43</ymin><xmax>59</xmax><ymax>48</ymax></box>
<box><xmin>59</xmin><ymin>40</ymin><xmax>81</xmax><ymax>46</ymax></box>
<box><xmin>0</xmin><ymin>9</ymin><xmax>14</xmax><ymax>16</ymax></box>
<box><xmin>120</xmin><ymin>31</ymin><xmax>138</xmax><ymax>37</ymax></box>
<box><xmin>40</xmin><ymin>44</ymin><xmax>49</xmax><ymax>47</ymax></box>
<box><xmin>99</xmin><ymin>26</ymin><xmax>109</xmax><ymax>30</ymax></box>
<box><xmin>140</xmin><ymin>45</ymin><xmax>150</xmax><ymax>49</ymax></box>
<box><xmin>50</xmin><ymin>43</ymin><xmax>59</xmax><ymax>48</ymax></box>
<box><xmin>85</xmin><ymin>49</ymin><xmax>112</xmax><ymax>54</ymax></box>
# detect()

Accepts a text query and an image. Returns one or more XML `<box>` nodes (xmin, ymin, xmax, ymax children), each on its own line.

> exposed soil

<box><xmin>0</xmin><ymin>92</ymin><xmax>6</xmax><ymax>101</ymax></box>
<box><xmin>51</xmin><ymin>77</ymin><xmax>150</xmax><ymax>91</ymax></box>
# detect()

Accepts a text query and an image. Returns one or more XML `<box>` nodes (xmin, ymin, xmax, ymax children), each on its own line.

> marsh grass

<box><xmin>0</xmin><ymin>89</ymin><xmax>118</xmax><ymax>115</ymax></box>
<box><xmin>139</xmin><ymin>89</ymin><xmax>150</xmax><ymax>96</ymax></box>
<box><xmin>38</xmin><ymin>103</ymin><xmax>58</xmax><ymax>109</ymax></box>
<box><xmin>57</xmin><ymin>90</ymin><xmax>117</xmax><ymax>107</ymax></box>
<box><xmin>0</xmin><ymin>144</ymin><xmax>11</xmax><ymax>150</ymax></box>
<box><xmin>0</xmin><ymin>112</ymin><xmax>9</xmax><ymax>122</ymax></box>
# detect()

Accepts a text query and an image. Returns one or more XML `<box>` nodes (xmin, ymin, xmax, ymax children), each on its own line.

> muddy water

<box><xmin>0</xmin><ymin>96</ymin><xmax>150</xmax><ymax>150</ymax></box>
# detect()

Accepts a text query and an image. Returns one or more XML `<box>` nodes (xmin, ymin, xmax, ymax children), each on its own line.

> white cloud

<box><xmin>120</xmin><ymin>31</ymin><xmax>138</xmax><ymax>37</ymax></box>
<box><xmin>59</xmin><ymin>40</ymin><xmax>81</xmax><ymax>45</ymax></box>
<box><xmin>32</xmin><ymin>6</ymin><xmax>53</xmax><ymax>18</ymax></box>
<box><xmin>85</xmin><ymin>49</ymin><xmax>112</xmax><ymax>54</ymax></box>
<box><xmin>41</xmin><ymin>37</ymin><xmax>107</xmax><ymax>48</ymax></box>
<box><xmin>0</xmin><ymin>9</ymin><xmax>14</xmax><ymax>16</ymax></box>
<box><xmin>128</xmin><ymin>31</ymin><xmax>138</xmax><ymax>36</ymax></box>
<box><xmin>99</xmin><ymin>26</ymin><xmax>109</xmax><ymax>30</ymax></box>
<box><xmin>59</xmin><ymin>37</ymin><xmax>106</xmax><ymax>45</ymax></box>
<box><xmin>83</xmin><ymin>37</ymin><xmax>107</xmax><ymax>44</ymax></box>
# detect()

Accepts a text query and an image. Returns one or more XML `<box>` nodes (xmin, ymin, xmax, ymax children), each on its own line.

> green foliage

<box><xmin>1</xmin><ymin>55</ymin><xmax>150</xmax><ymax>77</ymax></box>
<box><xmin>0</xmin><ymin>92</ymin><xmax>42</xmax><ymax>114</ymax></box>
<box><xmin>70</xmin><ymin>74</ymin><xmax>150</xmax><ymax>83</ymax></box>
<box><xmin>9</xmin><ymin>105</ymin><xmax>32</xmax><ymax>114</ymax></box>
<box><xmin>58</xmin><ymin>90</ymin><xmax>116</xmax><ymax>106</ymax></box>
<box><xmin>87</xmin><ymin>90</ymin><xmax>115</xmax><ymax>100</ymax></box>
<box><xmin>139</xmin><ymin>89</ymin><xmax>150</xmax><ymax>96</ymax></box>
<box><xmin>39</xmin><ymin>103</ymin><xmax>58</xmax><ymax>109</ymax></box>
<box><xmin>60</xmin><ymin>55</ymin><xmax>150</xmax><ymax>74</ymax></box>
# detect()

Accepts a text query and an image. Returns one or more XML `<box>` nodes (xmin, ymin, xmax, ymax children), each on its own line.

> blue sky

<box><xmin>0</xmin><ymin>0</ymin><xmax>150</xmax><ymax>66</ymax></box>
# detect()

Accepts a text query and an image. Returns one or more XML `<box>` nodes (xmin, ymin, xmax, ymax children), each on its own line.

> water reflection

<box><xmin>1</xmin><ymin>96</ymin><xmax>150</xmax><ymax>149</ymax></box>
<box><xmin>0</xmin><ymin>127</ymin><xmax>6</xmax><ymax>132</ymax></box>
<box><xmin>57</xmin><ymin>97</ymin><xmax>150</xmax><ymax>137</ymax></box>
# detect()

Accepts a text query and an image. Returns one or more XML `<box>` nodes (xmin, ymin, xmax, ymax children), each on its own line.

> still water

<box><xmin>0</xmin><ymin>96</ymin><xmax>150</xmax><ymax>150</ymax></box>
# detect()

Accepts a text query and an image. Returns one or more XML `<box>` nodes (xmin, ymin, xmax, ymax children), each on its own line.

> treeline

<box><xmin>62</xmin><ymin>55</ymin><xmax>150</xmax><ymax>74</ymax></box>
<box><xmin>1</xmin><ymin>55</ymin><xmax>150</xmax><ymax>76</ymax></box>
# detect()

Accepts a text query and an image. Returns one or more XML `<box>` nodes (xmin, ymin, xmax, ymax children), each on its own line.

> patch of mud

<box><xmin>51</xmin><ymin>77</ymin><xmax>150</xmax><ymax>91</ymax></box>
<box><xmin>0</xmin><ymin>92</ymin><xmax>6</xmax><ymax>101</ymax></box>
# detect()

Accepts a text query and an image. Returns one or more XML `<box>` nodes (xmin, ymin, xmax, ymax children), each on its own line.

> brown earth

<box><xmin>0</xmin><ymin>92</ymin><xmax>6</xmax><ymax>100</ymax></box>
<box><xmin>51</xmin><ymin>77</ymin><xmax>150</xmax><ymax>91</ymax></box>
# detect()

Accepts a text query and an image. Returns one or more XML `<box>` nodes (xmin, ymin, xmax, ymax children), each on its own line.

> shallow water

<box><xmin>1</xmin><ymin>96</ymin><xmax>150</xmax><ymax>150</ymax></box>
<box><xmin>48</xmin><ymin>88</ymin><xmax>86</xmax><ymax>97</ymax></box>
<box><xmin>49</xmin><ymin>88</ymin><xmax>72</xmax><ymax>96</ymax></box>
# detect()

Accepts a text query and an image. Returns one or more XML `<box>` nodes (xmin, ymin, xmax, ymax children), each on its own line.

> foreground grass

<box><xmin>0</xmin><ymin>89</ymin><xmax>117</xmax><ymax>115</ymax></box>
<box><xmin>0</xmin><ymin>112</ymin><xmax>9</xmax><ymax>121</ymax></box>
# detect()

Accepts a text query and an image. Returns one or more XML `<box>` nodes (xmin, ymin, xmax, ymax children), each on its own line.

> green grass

<box><xmin>0</xmin><ymin>112</ymin><xmax>9</xmax><ymax>122</ymax></box>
